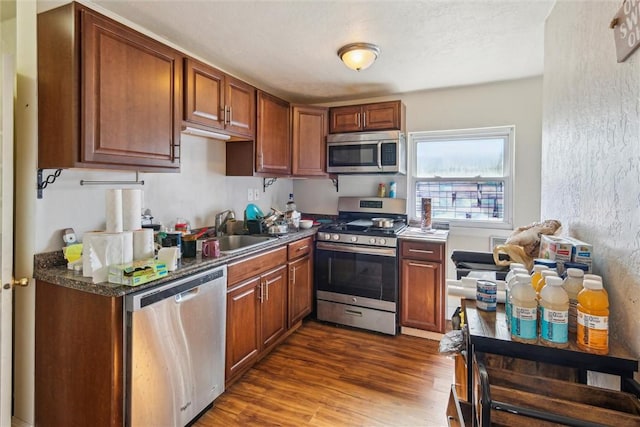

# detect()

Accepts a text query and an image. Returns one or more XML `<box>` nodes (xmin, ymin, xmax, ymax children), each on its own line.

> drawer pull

<box><xmin>296</xmin><ymin>245</ymin><xmax>309</xmax><ymax>252</ymax></box>
<box><xmin>345</xmin><ymin>309</ymin><xmax>363</xmax><ymax>317</ymax></box>
<box><xmin>409</xmin><ymin>262</ymin><xmax>435</xmax><ymax>269</ymax></box>
<box><xmin>409</xmin><ymin>249</ymin><xmax>435</xmax><ymax>254</ymax></box>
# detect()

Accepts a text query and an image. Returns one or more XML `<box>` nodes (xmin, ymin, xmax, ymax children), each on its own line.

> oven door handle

<box><xmin>316</xmin><ymin>241</ymin><xmax>396</xmax><ymax>257</ymax></box>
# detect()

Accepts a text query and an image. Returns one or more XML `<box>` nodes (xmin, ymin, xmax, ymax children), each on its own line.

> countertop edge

<box><xmin>34</xmin><ymin>229</ymin><xmax>318</xmax><ymax>297</ymax></box>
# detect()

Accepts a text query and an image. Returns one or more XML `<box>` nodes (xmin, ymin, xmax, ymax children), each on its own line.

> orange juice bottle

<box><xmin>535</xmin><ymin>270</ymin><xmax>558</xmax><ymax>294</ymax></box>
<box><xmin>576</xmin><ymin>279</ymin><xmax>609</xmax><ymax>354</ymax></box>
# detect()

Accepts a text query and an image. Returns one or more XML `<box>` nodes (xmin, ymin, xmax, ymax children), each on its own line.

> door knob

<box><xmin>3</xmin><ymin>278</ymin><xmax>29</xmax><ymax>290</ymax></box>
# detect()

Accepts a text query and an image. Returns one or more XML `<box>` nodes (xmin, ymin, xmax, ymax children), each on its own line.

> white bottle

<box><xmin>562</xmin><ymin>268</ymin><xmax>584</xmax><ymax>334</ymax></box>
<box><xmin>539</xmin><ymin>276</ymin><xmax>569</xmax><ymax>348</ymax></box>
<box><xmin>510</xmin><ymin>273</ymin><xmax>538</xmax><ymax>344</ymax></box>
<box><xmin>506</xmin><ymin>267</ymin><xmax>529</xmax><ymax>330</ymax></box>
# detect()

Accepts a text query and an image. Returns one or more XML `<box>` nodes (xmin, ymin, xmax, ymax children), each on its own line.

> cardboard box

<box><xmin>564</xmin><ymin>236</ymin><xmax>593</xmax><ymax>271</ymax></box>
<box><xmin>538</xmin><ymin>235</ymin><xmax>573</xmax><ymax>261</ymax></box>
<box><xmin>108</xmin><ymin>259</ymin><xmax>168</xmax><ymax>286</ymax></box>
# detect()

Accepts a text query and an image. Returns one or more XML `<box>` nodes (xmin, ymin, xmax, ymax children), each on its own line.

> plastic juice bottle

<box><xmin>535</xmin><ymin>270</ymin><xmax>558</xmax><ymax>294</ymax></box>
<box><xmin>576</xmin><ymin>279</ymin><xmax>609</xmax><ymax>355</ymax></box>
<box><xmin>539</xmin><ymin>276</ymin><xmax>569</xmax><ymax>348</ymax></box>
<box><xmin>510</xmin><ymin>274</ymin><xmax>538</xmax><ymax>344</ymax></box>
<box><xmin>530</xmin><ymin>265</ymin><xmax>549</xmax><ymax>292</ymax></box>
<box><xmin>562</xmin><ymin>268</ymin><xmax>585</xmax><ymax>334</ymax></box>
<box><xmin>506</xmin><ymin>267</ymin><xmax>529</xmax><ymax>330</ymax></box>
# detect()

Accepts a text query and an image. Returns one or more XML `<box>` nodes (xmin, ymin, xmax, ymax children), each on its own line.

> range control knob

<box><xmin>332</xmin><ymin>234</ymin><xmax>340</xmax><ymax>241</ymax></box>
<box><xmin>369</xmin><ymin>238</ymin><xmax>376</xmax><ymax>244</ymax></box>
<box><xmin>379</xmin><ymin>238</ymin><xmax>386</xmax><ymax>245</ymax></box>
<box><xmin>350</xmin><ymin>236</ymin><xmax>358</xmax><ymax>242</ymax></box>
<box><xmin>323</xmin><ymin>233</ymin><xmax>331</xmax><ymax>240</ymax></box>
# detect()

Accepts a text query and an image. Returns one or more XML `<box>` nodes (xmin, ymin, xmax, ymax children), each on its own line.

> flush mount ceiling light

<box><xmin>337</xmin><ymin>42</ymin><xmax>380</xmax><ymax>71</ymax></box>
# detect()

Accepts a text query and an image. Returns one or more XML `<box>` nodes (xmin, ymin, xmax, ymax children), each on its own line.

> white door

<box><xmin>0</xmin><ymin>54</ymin><xmax>15</xmax><ymax>427</ymax></box>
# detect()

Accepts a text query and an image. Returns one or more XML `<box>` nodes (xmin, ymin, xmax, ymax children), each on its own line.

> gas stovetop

<box><xmin>316</xmin><ymin>197</ymin><xmax>408</xmax><ymax>247</ymax></box>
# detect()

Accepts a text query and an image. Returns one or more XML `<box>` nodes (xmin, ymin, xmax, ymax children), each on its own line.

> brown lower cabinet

<box><xmin>288</xmin><ymin>237</ymin><xmax>313</xmax><ymax>327</ymax></box>
<box><xmin>399</xmin><ymin>239</ymin><xmax>446</xmax><ymax>333</ymax></box>
<box><xmin>35</xmin><ymin>281</ymin><xmax>124</xmax><ymax>427</ymax></box>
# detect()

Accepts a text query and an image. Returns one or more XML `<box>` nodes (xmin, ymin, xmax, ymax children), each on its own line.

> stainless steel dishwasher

<box><xmin>125</xmin><ymin>265</ymin><xmax>227</xmax><ymax>426</ymax></box>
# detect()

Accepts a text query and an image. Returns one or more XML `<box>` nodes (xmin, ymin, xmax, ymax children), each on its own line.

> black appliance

<box><xmin>315</xmin><ymin>197</ymin><xmax>407</xmax><ymax>335</ymax></box>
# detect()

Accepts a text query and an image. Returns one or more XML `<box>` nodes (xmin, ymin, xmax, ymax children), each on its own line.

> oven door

<box><xmin>315</xmin><ymin>241</ymin><xmax>397</xmax><ymax>302</ymax></box>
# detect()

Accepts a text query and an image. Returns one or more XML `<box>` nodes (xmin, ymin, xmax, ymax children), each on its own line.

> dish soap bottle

<box><xmin>286</xmin><ymin>193</ymin><xmax>300</xmax><ymax>231</ymax></box>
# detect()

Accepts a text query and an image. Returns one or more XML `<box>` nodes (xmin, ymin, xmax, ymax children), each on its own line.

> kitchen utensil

<box><xmin>299</xmin><ymin>219</ymin><xmax>313</xmax><ymax>229</ymax></box>
<box><xmin>268</xmin><ymin>224</ymin><xmax>288</xmax><ymax>235</ymax></box>
<box><xmin>245</xmin><ymin>203</ymin><xmax>264</xmax><ymax>220</ymax></box>
<box><xmin>371</xmin><ymin>217</ymin><xmax>395</xmax><ymax>228</ymax></box>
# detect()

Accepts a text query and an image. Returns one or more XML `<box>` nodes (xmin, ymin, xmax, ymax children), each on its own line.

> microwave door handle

<box><xmin>377</xmin><ymin>141</ymin><xmax>383</xmax><ymax>169</ymax></box>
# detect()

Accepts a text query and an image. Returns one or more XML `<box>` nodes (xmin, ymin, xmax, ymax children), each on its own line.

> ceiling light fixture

<box><xmin>337</xmin><ymin>42</ymin><xmax>380</xmax><ymax>71</ymax></box>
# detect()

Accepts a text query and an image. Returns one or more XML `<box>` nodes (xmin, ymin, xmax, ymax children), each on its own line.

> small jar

<box><xmin>377</xmin><ymin>183</ymin><xmax>386</xmax><ymax>198</ymax></box>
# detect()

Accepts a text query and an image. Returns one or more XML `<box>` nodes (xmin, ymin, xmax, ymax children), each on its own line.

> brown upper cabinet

<box><xmin>292</xmin><ymin>105</ymin><xmax>328</xmax><ymax>177</ymax></box>
<box><xmin>256</xmin><ymin>91</ymin><xmax>291</xmax><ymax>175</ymax></box>
<box><xmin>329</xmin><ymin>100</ymin><xmax>405</xmax><ymax>134</ymax></box>
<box><xmin>184</xmin><ymin>58</ymin><xmax>255</xmax><ymax>140</ymax></box>
<box><xmin>37</xmin><ymin>2</ymin><xmax>182</xmax><ymax>171</ymax></box>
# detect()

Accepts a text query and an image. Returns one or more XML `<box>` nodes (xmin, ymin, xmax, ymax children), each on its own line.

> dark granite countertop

<box><xmin>34</xmin><ymin>228</ymin><xmax>318</xmax><ymax>297</ymax></box>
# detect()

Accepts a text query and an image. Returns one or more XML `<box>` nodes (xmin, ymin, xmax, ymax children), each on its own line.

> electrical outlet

<box><xmin>247</xmin><ymin>188</ymin><xmax>253</xmax><ymax>201</ymax></box>
<box><xmin>253</xmin><ymin>188</ymin><xmax>260</xmax><ymax>201</ymax></box>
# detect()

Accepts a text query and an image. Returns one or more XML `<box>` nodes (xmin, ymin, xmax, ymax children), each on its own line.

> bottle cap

<box><xmin>566</xmin><ymin>268</ymin><xmax>584</xmax><ymax>278</ymax></box>
<box><xmin>541</xmin><ymin>270</ymin><xmax>558</xmax><ymax>277</ymax></box>
<box><xmin>545</xmin><ymin>276</ymin><xmax>564</xmax><ymax>286</ymax></box>
<box><xmin>532</xmin><ymin>265</ymin><xmax>549</xmax><ymax>272</ymax></box>
<box><xmin>509</xmin><ymin>263</ymin><xmax>526</xmax><ymax>270</ymax></box>
<box><xmin>514</xmin><ymin>273</ymin><xmax>531</xmax><ymax>284</ymax></box>
<box><xmin>584</xmin><ymin>274</ymin><xmax>602</xmax><ymax>283</ymax></box>
<box><xmin>583</xmin><ymin>279</ymin><xmax>603</xmax><ymax>290</ymax></box>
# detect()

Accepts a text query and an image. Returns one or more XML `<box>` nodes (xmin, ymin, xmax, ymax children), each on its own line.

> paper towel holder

<box><xmin>80</xmin><ymin>171</ymin><xmax>145</xmax><ymax>187</ymax></box>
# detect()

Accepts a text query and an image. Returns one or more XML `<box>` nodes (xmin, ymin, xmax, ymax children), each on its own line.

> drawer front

<box><xmin>227</xmin><ymin>246</ymin><xmax>287</xmax><ymax>286</ymax></box>
<box><xmin>401</xmin><ymin>240</ymin><xmax>443</xmax><ymax>262</ymax></box>
<box><xmin>288</xmin><ymin>236</ymin><xmax>313</xmax><ymax>260</ymax></box>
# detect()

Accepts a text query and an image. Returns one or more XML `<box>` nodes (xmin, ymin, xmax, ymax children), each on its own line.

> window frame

<box><xmin>408</xmin><ymin>126</ymin><xmax>515</xmax><ymax>230</ymax></box>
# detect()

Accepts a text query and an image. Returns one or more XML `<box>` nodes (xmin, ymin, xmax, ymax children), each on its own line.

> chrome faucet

<box><xmin>215</xmin><ymin>210</ymin><xmax>235</xmax><ymax>235</ymax></box>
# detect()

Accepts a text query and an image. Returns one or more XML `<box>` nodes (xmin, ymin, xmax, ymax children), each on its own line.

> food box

<box><xmin>539</xmin><ymin>235</ymin><xmax>573</xmax><ymax>262</ymax></box>
<box><xmin>563</xmin><ymin>236</ymin><xmax>593</xmax><ymax>272</ymax></box>
<box><xmin>108</xmin><ymin>259</ymin><xmax>168</xmax><ymax>286</ymax></box>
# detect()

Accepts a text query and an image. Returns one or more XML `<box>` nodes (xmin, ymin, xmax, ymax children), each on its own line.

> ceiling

<box><xmin>46</xmin><ymin>0</ymin><xmax>556</xmax><ymax>104</ymax></box>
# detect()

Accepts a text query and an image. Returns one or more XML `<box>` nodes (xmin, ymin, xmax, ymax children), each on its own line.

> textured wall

<box><xmin>542</xmin><ymin>1</ymin><xmax>640</xmax><ymax>356</ymax></box>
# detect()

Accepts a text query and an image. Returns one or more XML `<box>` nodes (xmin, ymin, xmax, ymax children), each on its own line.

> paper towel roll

<box><xmin>121</xmin><ymin>231</ymin><xmax>134</xmax><ymax>264</ymax></box>
<box><xmin>133</xmin><ymin>229</ymin><xmax>155</xmax><ymax>260</ymax></box>
<box><xmin>122</xmin><ymin>189</ymin><xmax>142</xmax><ymax>231</ymax></box>
<box><xmin>105</xmin><ymin>189</ymin><xmax>123</xmax><ymax>233</ymax></box>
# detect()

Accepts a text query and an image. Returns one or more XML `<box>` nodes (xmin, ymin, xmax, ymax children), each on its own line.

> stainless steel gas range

<box><xmin>315</xmin><ymin>197</ymin><xmax>407</xmax><ymax>335</ymax></box>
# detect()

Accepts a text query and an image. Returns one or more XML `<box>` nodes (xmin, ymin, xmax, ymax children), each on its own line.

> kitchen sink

<box><xmin>216</xmin><ymin>234</ymin><xmax>276</xmax><ymax>254</ymax></box>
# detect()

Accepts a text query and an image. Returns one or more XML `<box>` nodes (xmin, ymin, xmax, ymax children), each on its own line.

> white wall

<box><xmin>542</xmin><ymin>0</ymin><xmax>640</xmax><ymax>358</ymax></box>
<box><xmin>295</xmin><ymin>77</ymin><xmax>544</xmax><ymax>278</ymax></box>
<box><xmin>35</xmin><ymin>136</ymin><xmax>293</xmax><ymax>252</ymax></box>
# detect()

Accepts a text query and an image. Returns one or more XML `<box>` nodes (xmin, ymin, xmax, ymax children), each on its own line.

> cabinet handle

<box><xmin>408</xmin><ymin>262</ymin><xmax>435</xmax><ymax>269</ymax></box>
<box><xmin>229</xmin><ymin>106</ymin><xmax>233</xmax><ymax>125</ymax></box>
<box><xmin>362</xmin><ymin>112</ymin><xmax>367</xmax><ymax>128</ymax></box>
<box><xmin>258</xmin><ymin>282</ymin><xmax>264</xmax><ymax>302</ymax></box>
<box><xmin>222</xmin><ymin>106</ymin><xmax>228</xmax><ymax>124</ymax></box>
<box><xmin>409</xmin><ymin>249</ymin><xmax>435</xmax><ymax>254</ymax></box>
<box><xmin>291</xmin><ymin>266</ymin><xmax>296</xmax><ymax>285</ymax></box>
<box><xmin>355</xmin><ymin>112</ymin><xmax>360</xmax><ymax>127</ymax></box>
<box><xmin>296</xmin><ymin>245</ymin><xmax>308</xmax><ymax>252</ymax></box>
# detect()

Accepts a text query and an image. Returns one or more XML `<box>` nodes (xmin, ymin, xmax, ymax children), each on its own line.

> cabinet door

<box><xmin>226</xmin><ymin>277</ymin><xmax>261</xmax><ymax>381</ymax></box>
<box><xmin>400</xmin><ymin>259</ymin><xmax>444</xmax><ymax>332</ymax></box>
<box><xmin>184</xmin><ymin>58</ymin><xmax>225</xmax><ymax>131</ymax></box>
<box><xmin>260</xmin><ymin>265</ymin><xmax>288</xmax><ymax>350</ymax></box>
<box><xmin>329</xmin><ymin>105</ymin><xmax>362</xmax><ymax>133</ymax></box>
<box><xmin>288</xmin><ymin>255</ymin><xmax>312</xmax><ymax>328</ymax></box>
<box><xmin>256</xmin><ymin>91</ymin><xmax>291</xmax><ymax>174</ymax></box>
<box><xmin>81</xmin><ymin>10</ymin><xmax>181</xmax><ymax>170</ymax></box>
<box><xmin>292</xmin><ymin>105</ymin><xmax>328</xmax><ymax>176</ymax></box>
<box><xmin>362</xmin><ymin>101</ymin><xmax>401</xmax><ymax>131</ymax></box>
<box><xmin>225</xmin><ymin>75</ymin><xmax>255</xmax><ymax>138</ymax></box>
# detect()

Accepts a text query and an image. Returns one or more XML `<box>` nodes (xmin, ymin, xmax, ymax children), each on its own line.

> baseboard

<box><xmin>400</xmin><ymin>326</ymin><xmax>444</xmax><ymax>341</ymax></box>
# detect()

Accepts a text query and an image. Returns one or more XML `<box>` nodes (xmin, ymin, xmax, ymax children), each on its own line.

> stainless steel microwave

<box><xmin>326</xmin><ymin>131</ymin><xmax>406</xmax><ymax>174</ymax></box>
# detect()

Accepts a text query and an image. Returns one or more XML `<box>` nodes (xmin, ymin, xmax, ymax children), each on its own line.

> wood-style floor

<box><xmin>194</xmin><ymin>320</ymin><xmax>454</xmax><ymax>427</ymax></box>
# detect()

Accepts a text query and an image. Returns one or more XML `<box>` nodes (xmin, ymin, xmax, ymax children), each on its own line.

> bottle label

<box><xmin>540</xmin><ymin>307</ymin><xmax>568</xmax><ymax>343</ymax></box>
<box><xmin>577</xmin><ymin>311</ymin><xmax>609</xmax><ymax>350</ymax></box>
<box><xmin>511</xmin><ymin>306</ymin><xmax>537</xmax><ymax>339</ymax></box>
<box><xmin>568</xmin><ymin>298</ymin><xmax>578</xmax><ymax>333</ymax></box>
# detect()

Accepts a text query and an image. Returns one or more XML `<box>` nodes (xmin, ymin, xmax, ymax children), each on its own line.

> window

<box><xmin>409</xmin><ymin>126</ymin><xmax>514</xmax><ymax>229</ymax></box>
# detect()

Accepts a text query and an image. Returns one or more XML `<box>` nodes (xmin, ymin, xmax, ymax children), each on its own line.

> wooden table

<box><xmin>463</xmin><ymin>299</ymin><xmax>639</xmax><ymax>402</ymax></box>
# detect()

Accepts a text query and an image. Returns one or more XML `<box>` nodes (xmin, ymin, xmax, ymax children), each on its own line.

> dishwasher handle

<box><xmin>175</xmin><ymin>287</ymin><xmax>199</xmax><ymax>303</ymax></box>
